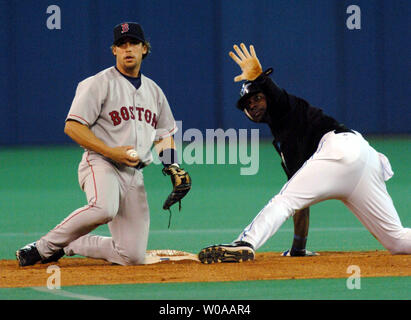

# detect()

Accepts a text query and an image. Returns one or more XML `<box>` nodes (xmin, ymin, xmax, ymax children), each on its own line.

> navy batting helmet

<box><xmin>236</xmin><ymin>68</ymin><xmax>273</xmax><ymax>110</ymax></box>
<box><xmin>236</xmin><ymin>81</ymin><xmax>264</xmax><ymax>110</ymax></box>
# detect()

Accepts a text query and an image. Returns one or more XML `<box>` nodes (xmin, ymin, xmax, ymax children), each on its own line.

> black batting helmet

<box><xmin>236</xmin><ymin>68</ymin><xmax>273</xmax><ymax>110</ymax></box>
<box><xmin>236</xmin><ymin>81</ymin><xmax>263</xmax><ymax>110</ymax></box>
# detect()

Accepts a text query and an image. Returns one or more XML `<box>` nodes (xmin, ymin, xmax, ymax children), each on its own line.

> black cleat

<box><xmin>16</xmin><ymin>242</ymin><xmax>65</xmax><ymax>266</ymax></box>
<box><xmin>16</xmin><ymin>242</ymin><xmax>42</xmax><ymax>267</ymax></box>
<box><xmin>41</xmin><ymin>249</ymin><xmax>65</xmax><ymax>264</ymax></box>
<box><xmin>198</xmin><ymin>241</ymin><xmax>255</xmax><ymax>264</ymax></box>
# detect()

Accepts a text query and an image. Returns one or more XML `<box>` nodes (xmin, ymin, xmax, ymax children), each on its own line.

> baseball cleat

<box><xmin>198</xmin><ymin>241</ymin><xmax>255</xmax><ymax>264</ymax></box>
<box><xmin>281</xmin><ymin>249</ymin><xmax>319</xmax><ymax>257</ymax></box>
<box><xmin>16</xmin><ymin>242</ymin><xmax>42</xmax><ymax>267</ymax></box>
<box><xmin>16</xmin><ymin>242</ymin><xmax>65</xmax><ymax>266</ymax></box>
<box><xmin>41</xmin><ymin>249</ymin><xmax>65</xmax><ymax>264</ymax></box>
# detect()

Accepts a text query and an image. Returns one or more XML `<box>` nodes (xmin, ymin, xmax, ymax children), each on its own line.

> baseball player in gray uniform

<box><xmin>16</xmin><ymin>22</ymin><xmax>190</xmax><ymax>266</ymax></box>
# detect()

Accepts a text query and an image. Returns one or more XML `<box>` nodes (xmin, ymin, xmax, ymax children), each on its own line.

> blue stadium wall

<box><xmin>1</xmin><ymin>0</ymin><xmax>410</xmax><ymax>145</ymax></box>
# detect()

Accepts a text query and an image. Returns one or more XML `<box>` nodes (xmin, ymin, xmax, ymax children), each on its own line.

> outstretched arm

<box><xmin>230</xmin><ymin>44</ymin><xmax>314</xmax><ymax>256</ymax></box>
<box><xmin>292</xmin><ymin>208</ymin><xmax>310</xmax><ymax>253</ymax></box>
<box><xmin>229</xmin><ymin>43</ymin><xmax>288</xmax><ymax>116</ymax></box>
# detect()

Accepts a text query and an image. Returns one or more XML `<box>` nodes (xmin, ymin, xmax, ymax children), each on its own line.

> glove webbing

<box><xmin>166</xmin><ymin>200</ymin><xmax>182</xmax><ymax>229</ymax></box>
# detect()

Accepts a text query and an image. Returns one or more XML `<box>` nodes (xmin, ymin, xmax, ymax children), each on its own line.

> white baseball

<box><xmin>126</xmin><ymin>149</ymin><xmax>138</xmax><ymax>158</ymax></box>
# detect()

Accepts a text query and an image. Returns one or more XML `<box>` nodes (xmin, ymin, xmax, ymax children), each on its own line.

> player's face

<box><xmin>113</xmin><ymin>38</ymin><xmax>148</xmax><ymax>75</ymax></box>
<box><xmin>244</xmin><ymin>93</ymin><xmax>267</xmax><ymax>122</ymax></box>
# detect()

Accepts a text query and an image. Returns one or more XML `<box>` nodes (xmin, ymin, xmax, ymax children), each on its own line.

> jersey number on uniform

<box><xmin>109</xmin><ymin>106</ymin><xmax>158</xmax><ymax>128</ymax></box>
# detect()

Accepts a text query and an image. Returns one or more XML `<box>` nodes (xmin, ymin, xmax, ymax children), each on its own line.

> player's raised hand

<box><xmin>229</xmin><ymin>43</ymin><xmax>263</xmax><ymax>82</ymax></box>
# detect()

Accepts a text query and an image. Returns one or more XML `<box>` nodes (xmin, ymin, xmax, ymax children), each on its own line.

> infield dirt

<box><xmin>1</xmin><ymin>251</ymin><xmax>410</xmax><ymax>288</ymax></box>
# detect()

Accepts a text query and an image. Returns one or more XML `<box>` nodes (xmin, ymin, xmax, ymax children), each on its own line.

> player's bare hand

<box><xmin>107</xmin><ymin>146</ymin><xmax>140</xmax><ymax>167</ymax></box>
<box><xmin>229</xmin><ymin>43</ymin><xmax>263</xmax><ymax>82</ymax></box>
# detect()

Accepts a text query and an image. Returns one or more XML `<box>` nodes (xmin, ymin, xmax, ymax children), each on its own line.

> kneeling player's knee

<box><xmin>386</xmin><ymin>243</ymin><xmax>404</xmax><ymax>255</ymax></box>
<box><xmin>94</xmin><ymin>204</ymin><xmax>118</xmax><ymax>224</ymax></box>
<box><xmin>383</xmin><ymin>235</ymin><xmax>410</xmax><ymax>255</ymax></box>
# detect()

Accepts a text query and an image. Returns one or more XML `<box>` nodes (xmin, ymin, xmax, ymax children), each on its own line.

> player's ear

<box><xmin>111</xmin><ymin>45</ymin><xmax>117</xmax><ymax>56</ymax></box>
<box><xmin>142</xmin><ymin>44</ymin><xmax>148</xmax><ymax>55</ymax></box>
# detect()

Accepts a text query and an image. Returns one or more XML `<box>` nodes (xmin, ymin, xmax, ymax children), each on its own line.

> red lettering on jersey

<box><xmin>151</xmin><ymin>113</ymin><xmax>158</xmax><ymax>128</ymax></box>
<box><xmin>129</xmin><ymin>106</ymin><xmax>135</xmax><ymax>120</ymax></box>
<box><xmin>120</xmin><ymin>106</ymin><xmax>130</xmax><ymax>121</ymax></box>
<box><xmin>110</xmin><ymin>107</ymin><xmax>158</xmax><ymax>128</ymax></box>
<box><xmin>109</xmin><ymin>111</ymin><xmax>122</xmax><ymax>126</ymax></box>
<box><xmin>121</xmin><ymin>23</ymin><xmax>129</xmax><ymax>33</ymax></box>
<box><xmin>144</xmin><ymin>109</ymin><xmax>152</xmax><ymax>124</ymax></box>
<box><xmin>135</xmin><ymin>107</ymin><xmax>144</xmax><ymax>121</ymax></box>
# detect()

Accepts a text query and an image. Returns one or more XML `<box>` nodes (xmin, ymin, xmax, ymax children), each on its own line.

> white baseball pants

<box><xmin>236</xmin><ymin>131</ymin><xmax>411</xmax><ymax>254</ymax></box>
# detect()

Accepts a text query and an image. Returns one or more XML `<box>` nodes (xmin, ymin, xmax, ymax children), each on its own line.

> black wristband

<box><xmin>159</xmin><ymin>148</ymin><xmax>179</xmax><ymax>168</ymax></box>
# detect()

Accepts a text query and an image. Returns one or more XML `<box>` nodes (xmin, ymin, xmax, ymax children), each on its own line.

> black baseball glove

<box><xmin>162</xmin><ymin>164</ymin><xmax>191</xmax><ymax>210</ymax></box>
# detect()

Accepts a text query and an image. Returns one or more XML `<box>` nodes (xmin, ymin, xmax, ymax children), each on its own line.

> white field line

<box><xmin>0</xmin><ymin>227</ymin><xmax>366</xmax><ymax>238</ymax></box>
<box><xmin>31</xmin><ymin>286</ymin><xmax>109</xmax><ymax>300</ymax></box>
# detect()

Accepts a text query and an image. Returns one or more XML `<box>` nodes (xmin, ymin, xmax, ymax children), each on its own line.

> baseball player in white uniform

<box><xmin>16</xmin><ymin>22</ymin><xmax>188</xmax><ymax>266</ymax></box>
<box><xmin>199</xmin><ymin>43</ymin><xmax>411</xmax><ymax>263</ymax></box>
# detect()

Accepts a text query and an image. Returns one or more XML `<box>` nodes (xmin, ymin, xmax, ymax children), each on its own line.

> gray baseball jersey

<box><xmin>67</xmin><ymin>66</ymin><xmax>177</xmax><ymax>163</ymax></box>
<box><xmin>36</xmin><ymin>67</ymin><xmax>177</xmax><ymax>265</ymax></box>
